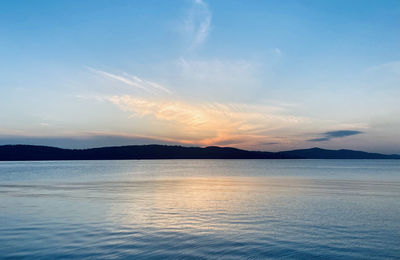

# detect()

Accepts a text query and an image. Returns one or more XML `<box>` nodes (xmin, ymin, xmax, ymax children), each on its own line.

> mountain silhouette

<box><xmin>0</xmin><ymin>144</ymin><xmax>399</xmax><ymax>161</ymax></box>
<box><xmin>278</xmin><ymin>147</ymin><xmax>400</xmax><ymax>159</ymax></box>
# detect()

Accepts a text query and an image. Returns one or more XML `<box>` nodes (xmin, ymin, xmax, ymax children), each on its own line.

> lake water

<box><xmin>0</xmin><ymin>160</ymin><xmax>399</xmax><ymax>259</ymax></box>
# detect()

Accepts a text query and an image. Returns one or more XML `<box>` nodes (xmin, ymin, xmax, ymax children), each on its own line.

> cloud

<box><xmin>79</xmin><ymin>61</ymin><xmax>307</xmax><ymax>149</ymax></box>
<box><xmin>274</xmin><ymin>48</ymin><xmax>282</xmax><ymax>56</ymax></box>
<box><xmin>88</xmin><ymin>67</ymin><xmax>171</xmax><ymax>95</ymax></box>
<box><xmin>308</xmin><ymin>137</ymin><xmax>330</xmax><ymax>142</ymax></box>
<box><xmin>364</xmin><ymin>61</ymin><xmax>400</xmax><ymax>91</ymax></box>
<box><xmin>308</xmin><ymin>130</ymin><xmax>363</xmax><ymax>142</ymax></box>
<box><xmin>184</xmin><ymin>0</ymin><xmax>212</xmax><ymax>50</ymax></box>
<box><xmin>107</xmin><ymin>95</ymin><xmax>307</xmax><ymax>147</ymax></box>
<box><xmin>325</xmin><ymin>130</ymin><xmax>363</xmax><ymax>138</ymax></box>
<box><xmin>172</xmin><ymin>58</ymin><xmax>262</xmax><ymax>101</ymax></box>
<box><xmin>262</xmin><ymin>142</ymin><xmax>279</xmax><ymax>145</ymax></box>
<box><xmin>367</xmin><ymin>61</ymin><xmax>400</xmax><ymax>76</ymax></box>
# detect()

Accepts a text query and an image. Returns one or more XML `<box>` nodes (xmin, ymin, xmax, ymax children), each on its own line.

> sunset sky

<box><xmin>1</xmin><ymin>0</ymin><xmax>399</xmax><ymax>153</ymax></box>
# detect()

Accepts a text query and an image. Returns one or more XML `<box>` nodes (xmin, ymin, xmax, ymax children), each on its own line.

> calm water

<box><xmin>0</xmin><ymin>160</ymin><xmax>399</xmax><ymax>259</ymax></box>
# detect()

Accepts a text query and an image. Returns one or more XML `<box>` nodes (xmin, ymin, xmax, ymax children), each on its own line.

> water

<box><xmin>0</xmin><ymin>160</ymin><xmax>399</xmax><ymax>259</ymax></box>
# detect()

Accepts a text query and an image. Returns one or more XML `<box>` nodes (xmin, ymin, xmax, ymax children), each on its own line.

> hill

<box><xmin>278</xmin><ymin>147</ymin><xmax>400</xmax><ymax>159</ymax></box>
<box><xmin>0</xmin><ymin>145</ymin><xmax>399</xmax><ymax>161</ymax></box>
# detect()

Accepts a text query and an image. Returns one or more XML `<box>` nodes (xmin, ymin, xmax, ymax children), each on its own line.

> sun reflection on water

<box><xmin>104</xmin><ymin>177</ymin><xmax>302</xmax><ymax>234</ymax></box>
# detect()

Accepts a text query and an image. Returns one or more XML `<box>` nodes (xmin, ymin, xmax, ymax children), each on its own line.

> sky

<box><xmin>0</xmin><ymin>0</ymin><xmax>399</xmax><ymax>153</ymax></box>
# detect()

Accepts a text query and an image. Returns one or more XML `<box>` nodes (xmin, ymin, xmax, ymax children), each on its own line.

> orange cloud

<box><xmin>108</xmin><ymin>95</ymin><xmax>309</xmax><ymax>148</ymax></box>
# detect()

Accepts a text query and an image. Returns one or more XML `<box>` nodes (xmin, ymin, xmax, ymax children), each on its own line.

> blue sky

<box><xmin>0</xmin><ymin>0</ymin><xmax>399</xmax><ymax>153</ymax></box>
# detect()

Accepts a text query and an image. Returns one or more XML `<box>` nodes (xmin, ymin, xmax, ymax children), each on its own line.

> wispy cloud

<box><xmin>80</xmin><ymin>60</ymin><xmax>310</xmax><ymax>149</ymax></box>
<box><xmin>184</xmin><ymin>0</ymin><xmax>212</xmax><ymax>50</ymax></box>
<box><xmin>262</xmin><ymin>142</ymin><xmax>279</xmax><ymax>145</ymax></box>
<box><xmin>367</xmin><ymin>61</ymin><xmax>400</xmax><ymax>75</ymax></box>
<box><xmin>308</xmin><ymin>130</ymin><xmax>363</xmax><ymax>142</ymax></box>
<box><xmin>173</xmin><ymin>58</ymin><xmax>263</xmax><ymax>101</ymax></box>
<box><xmin>364</xmin><ymin>61</ymin><xmax>400</xmax><ymax>91</ymax></box>
<box><xmin>107</xmin><ymin>95</ymin><xmax>307</xmax><ymax>147</ymax></box>
<box><xmin>274</xmin><ymin>48</ymin><xmax>282</xmax><ymax>56</ymax></box>
<box><xmin>88</xmin><ymin>67</ymin><xmax>171</xmax><ymax>95</ymax></box>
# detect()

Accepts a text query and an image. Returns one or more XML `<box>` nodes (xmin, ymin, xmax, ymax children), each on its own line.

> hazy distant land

<box><xmin>0</xmin><ymin>144</ymin><xmax>399</xmax><ymax>161</ymax></box>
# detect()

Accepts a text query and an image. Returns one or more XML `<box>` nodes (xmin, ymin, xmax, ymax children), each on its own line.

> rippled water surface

<box><xmin>1</xmin><ymin>160</ymin><xmax>399</xmax><ymax>259</ymax></box>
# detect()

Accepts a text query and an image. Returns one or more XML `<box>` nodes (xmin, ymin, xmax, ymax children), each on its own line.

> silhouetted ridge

<box><xmin>0</xmin><ymin>144</ymin><xmax>399</xmax><ymax>161</ymax></box>
<box><xmin>278</xmin><ymin>147</ymin><xmax>400</xmax><ymax>159</ymax></box>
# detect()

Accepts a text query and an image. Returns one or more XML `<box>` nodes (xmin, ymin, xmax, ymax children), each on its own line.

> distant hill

<box><xmin>0</xmin><ymin>145</ymin><xmax>399</xmax><ymax>161</ymax></box>
<box><xmin>278</xmin><ymin>147</ymin><xmax>400</xmax><ymax>159</ymax></box>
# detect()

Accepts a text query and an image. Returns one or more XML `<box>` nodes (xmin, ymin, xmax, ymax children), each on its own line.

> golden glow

<box><xmin>108</xmin><ymin>95</ymin><xmax>309</xmax><ymax>148</ymax></box>
<box><xmin>106</xmin><ymin>177</ymin><xmax>303</xmax><ymax>231</ymax></box>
